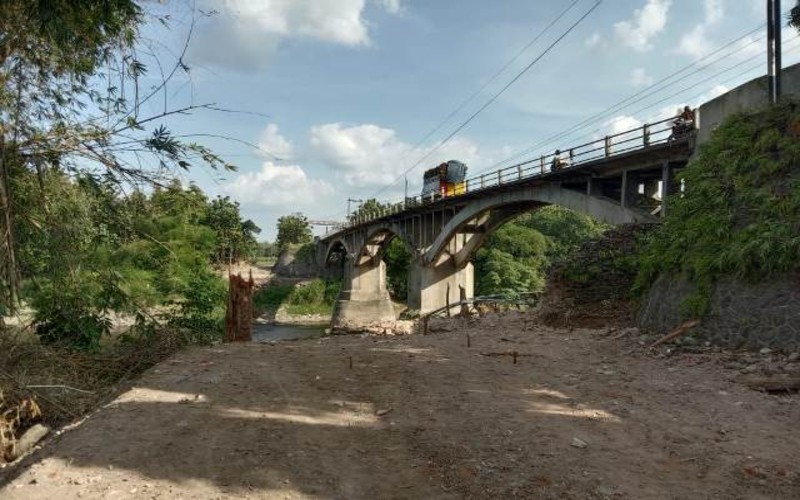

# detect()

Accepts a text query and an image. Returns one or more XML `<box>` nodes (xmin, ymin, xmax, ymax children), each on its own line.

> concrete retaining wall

<box><xmin>697</xmin><ymin>62</ymin><xmax>800</xmax><ymax>144</ymax></box>
<box><xmin>639</xmin><ymin>274</ymin><xmax>800</xmax><ymax>352</ymax></box>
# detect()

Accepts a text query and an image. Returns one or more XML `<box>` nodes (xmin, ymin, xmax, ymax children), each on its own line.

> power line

<box><xmin>396</xmin><ymin>0</ymin><xmax>582</xmax><ymax>165</ymax></box>
<box><xmin>479</xmin><ymin>24</ymin><xmax>766</xmax><ymax>174</ymax></box>
<box><xmin>461</xmin><ymin>37</ymin><xmax>800</xmax><ymax>184</ymax></box>
<box><xmin>369</xmin><ymin>0</ymin><xmax>603</xmax><ymax>199</ymax></box>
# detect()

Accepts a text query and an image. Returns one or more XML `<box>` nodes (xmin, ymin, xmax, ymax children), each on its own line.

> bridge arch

<box><xmin>423</xmin><ymin>184</ymin><xmax>656</xmax><ymax>266</ymax></box>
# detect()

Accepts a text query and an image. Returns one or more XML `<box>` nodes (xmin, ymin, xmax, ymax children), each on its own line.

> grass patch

<box><xmin>635</xmin><ymin>100</ymin><xmax>800</xmax><ymax>316</ymax></box>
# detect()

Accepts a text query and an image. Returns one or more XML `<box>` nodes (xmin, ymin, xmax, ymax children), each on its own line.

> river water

<box><xmin>252</xmin><ymin>322</ymin><xmax>325</xmax><ymax>342</ymax></box>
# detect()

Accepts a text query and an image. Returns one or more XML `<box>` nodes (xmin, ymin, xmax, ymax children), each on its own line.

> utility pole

<box><xmin>774</xmin><ymin>0</ymin><xmax>782</xmax><ymax>101</ymax></box>
<box><xmin>347</xmin><ymin>198</ymin><xmax>363</xmax><ymax>217</ymax></box>
<box><xmin>767</xmin><ymin>0</ymin><xmax>783</xmax><ymax>103</ymax></box>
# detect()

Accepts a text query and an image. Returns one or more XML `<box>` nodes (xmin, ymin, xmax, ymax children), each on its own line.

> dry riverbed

<box><xmin>1</xmin><ymin>312</ymin><xmax>798</xmax><ymax>499</ymax></box>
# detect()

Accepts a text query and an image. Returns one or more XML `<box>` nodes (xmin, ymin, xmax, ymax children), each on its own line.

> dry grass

<box><xmin>0</xmin><ymin>327</ymin><xmax>193</xmax><ymax>463</ymax></box>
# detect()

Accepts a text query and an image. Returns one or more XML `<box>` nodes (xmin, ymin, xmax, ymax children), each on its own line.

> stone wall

<box><xmin>639</xmin><ymin>274</ymin><xmax>800</xmax><ymax>352</ymax></box>
<box><xmin>538</xmin><ymin>224</ymin><xmax>652</xmax><ymax>328</ymax></box>
<box><xmin>272</xmin><ymin>244</ymin><xmax>319</xmax><ymax>278</ymax></box>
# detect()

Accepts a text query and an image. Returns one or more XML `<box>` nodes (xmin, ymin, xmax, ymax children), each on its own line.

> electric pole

<box><xmin>767</xmin><ymin>0</ymin><xmax>783</xmax><ymax>103</ymax></box>
<box><xmin>347</xmin><ymin>198</ymin><xmax>363</xmax><ymax>217</ymax></box>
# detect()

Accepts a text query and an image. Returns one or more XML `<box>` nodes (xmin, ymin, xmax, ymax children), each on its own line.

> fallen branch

<box><xmin>647</xmin><ymin>319</ymin><xmax>700</xmax><ymax>350</ymax></box>
<box><xmin>741</xmin><ymin>375</ymin><xmax>800</xmax><ymax>393</ymax></box>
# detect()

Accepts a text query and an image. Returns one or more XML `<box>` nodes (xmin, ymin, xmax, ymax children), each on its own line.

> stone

<box><xmin>760</xmin><ymin>347</ymin><xmax>773</xmax><ymax>355</ymax></box>
<box><xmin>9</xmin><ymin>424</ymin><xmax>50</xmax><ymax>461</ymax></box>
<box><xmin>743</xmin><ymin>364</ymin><xmax>759</xmax><ymax>374</ymax></box>
<box><xmin>788</xmin><ymin>352</ymin><xmax>800</xmax><ymax>362</ymax></box>
<box><xmin>570</xmin><ymin>437</ymin><xmax>588</xmax><ymax>449</ymax></box>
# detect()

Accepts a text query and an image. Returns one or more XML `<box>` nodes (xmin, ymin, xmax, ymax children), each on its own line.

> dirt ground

<box><xmin>1</xmin><ymin>313</ymin><xmax>798</xmax><ymax>499</ymax></box>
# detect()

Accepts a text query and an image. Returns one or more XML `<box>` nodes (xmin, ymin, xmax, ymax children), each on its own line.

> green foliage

<box><xmin>203</xmin><ymin>196</ymin><xmax>260</xmax><ymax>264</ymax></box>
<box><xmin>636</xmin><ymin>101</ymin><xmax>800</xmax><ymax>316</ymax></box>
<box><xmin>276</xmin><ymin>213</ymin><xmax>312</xmax><ymax>250</ymax></box>
<box><xmin>167</xmin><ymin>267</ymin><xmax>227</xmax><ymax>343</ymax></box>
<box><xmin>349</xmin><ymin>198</ymin><xmax>384</xmax><ymax>222</ymax></box>
<box><xmin>474</xmin><ymin>207</ymin><xmax>607</xmax><ymax>296</ymax></box>
<box><xmin>475</xmin><ymin>224</ymin><xmax>548</xmax><ymax>296</ymax></box>
<box><xmin>254</xmin><ymin>279</ymin><xmax>341</xmax><ymax>317</ymax></box>
<box><xmin>9</xmin><ymin>166</ymin><xmax>247</xmax><ymax>348</ymax></box>
<box><xmin>384</xmin><ymin>238</ymin><xmax>411</xmax><ymax>300</ymax></box>
<box><xmin>517</xmin><ymin>206</ymin><xmax>609</xmax><ymax>261</ymax></box>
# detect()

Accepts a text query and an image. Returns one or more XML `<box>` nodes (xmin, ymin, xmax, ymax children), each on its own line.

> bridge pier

<box><xmin>331</xmin><ymin>258</ymin><xmax>396</xmax><ymax>327</ymax></box>
<box><xmin>408</xmin><ymin>259</ymin><xmax>474</xmax><ymax>315</ymax></box>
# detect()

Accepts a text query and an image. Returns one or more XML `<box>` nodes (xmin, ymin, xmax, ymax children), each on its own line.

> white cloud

<box><xmin>585</xmin><ymin>32</ymin><xmax>602</xmax><ymax>47</ymax></box>
<box><xmin>677</xmin><ymin>24</ymin><xmax>713</xmax><ymax>59</ymax></box>
<box><xmin>224</xmin><ymin>162</ymin><xmax>333</xmax><ymax>207</ymax></box>
<box><xmin>603</xmin><ymin>115</ymin><xmax>644</xmax><ymax>136</ymax></box>
<box><xmin>704</xmin><ymin>0</ymin><xmax>724</xmax><ymax>24</ymax></box>
<box><xmin>614</xmin><ymin>0</ymin><xmax>672</xmax><ymax>52</ymax></box>
<box><xmin>257</xmin><ymin>124</ymin><xmax>293</xmax><ymax>160</ymax></box>
<box><xmin>190</xmin><ymin>0</ymin><xmax>401</xmax><ymax>70</ymax></box>
<box><xmin>630</xmin><ymin>67</ymin><xmax>654</xmax><ymax>88</ymax></box>
<box><xmin>375</xmin><ymin>0</ymin><xmax>402</xmax><ymax>15</ymax></box>
<box><xmin>310</xmin><ymin>123</ymin><xmax>480</xmax><ymax>188</ymax></box>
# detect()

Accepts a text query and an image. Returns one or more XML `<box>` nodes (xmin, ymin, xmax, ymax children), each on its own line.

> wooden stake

<box><xmin>349</xmin><ymin>356</ymin><xmax>353</xmax><ymax>369</ymax></box>
<box><xmin>466</xmin><ymin>333</ymin><xmax>471</xmax><ymax>348</ymax></box>
<box><xmin>513</xmin><ymin>351</ymin><xmax>518</xmax><ymax>364</ymax></box>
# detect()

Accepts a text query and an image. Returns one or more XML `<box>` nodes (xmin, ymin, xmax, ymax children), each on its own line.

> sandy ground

<box><xmin>1</xmin><ymin>313</ymin><xmax>798</xmax><ymax>499</ymax></box>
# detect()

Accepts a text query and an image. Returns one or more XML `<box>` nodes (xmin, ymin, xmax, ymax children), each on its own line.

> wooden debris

<box><xmin>647</xmin><ymin>319</ymin><xmax>700</xmax><ymax>350</ymax></box>
<box><xmin>741</xmin><ymin>374</ymin><xmax>800</xmax><ymax>393</ymax></box>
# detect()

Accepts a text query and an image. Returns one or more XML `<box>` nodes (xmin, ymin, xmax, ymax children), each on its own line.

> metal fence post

<box><xmin>498</xmin><ymin>169</ymin><xmax>503</xmax><ymax>184</ymax></box>
<box><xmin>604</xmin><ymin>136</ymin><xmax>611</xmax><ymax>157</ymax></box>
<box><xmin>480</xmin><ymin>174</ymin><xmax>485</xmax><ymax>188</ymax></box>
<box><xmin>643</xmin><ymin>124</ymin><xmax>650</xmax><ymax>146</ymax></box>
<box><xmin>540</xmin><ymin>156</ymin><xmax>545</xmax><ymax>173</ymax></box>
<box><xmin>517</xmin><ymin>164</ymin><xmax>522</xmax><ymax>180</ymax></box>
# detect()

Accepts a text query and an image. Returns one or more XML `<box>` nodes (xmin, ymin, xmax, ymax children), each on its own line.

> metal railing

<box><xmin>328</xmin><ymin>116</ymin><xmax>684</xmax><ymax>234</ymax></box>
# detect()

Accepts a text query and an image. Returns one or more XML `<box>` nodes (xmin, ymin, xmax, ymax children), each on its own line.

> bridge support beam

<box><xmin>408</xmin><ymin>259</ymin><xmax>474</xmax><ymax>315</ymax></box>
<box><xmin>331</xmin><ymin>258</ymin><xmax>396</xmax><ymax>327</ymax></box>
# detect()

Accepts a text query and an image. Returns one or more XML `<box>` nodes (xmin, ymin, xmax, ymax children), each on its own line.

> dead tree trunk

<box><xmin>224</xmin><ymin>271</ymin><xmax>254</xmax><ymax>342</ymax></box>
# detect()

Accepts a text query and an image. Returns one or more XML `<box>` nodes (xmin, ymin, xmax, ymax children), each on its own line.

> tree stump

<box><xmin>224</xmin><ymin>271</ymin><xmax>254</xmax><ymax>342</ymax></box>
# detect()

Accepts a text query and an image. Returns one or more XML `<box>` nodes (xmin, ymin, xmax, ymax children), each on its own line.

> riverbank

<box><xmin>3</xmin><ymin>312</ymin><xmax>797</xmax><ymax>498</ymax></box>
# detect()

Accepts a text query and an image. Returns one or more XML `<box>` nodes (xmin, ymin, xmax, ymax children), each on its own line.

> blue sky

<box><xmin>138</xmin><ymin>0</ymin><xmax>800</xmax><ymax>239</ymax></box>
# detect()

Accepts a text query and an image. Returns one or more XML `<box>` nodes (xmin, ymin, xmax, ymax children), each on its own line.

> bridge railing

<box><xmin>329</xmin><ymin>116</ymin><xmax>682</xmax><ymax>233</ymax></box>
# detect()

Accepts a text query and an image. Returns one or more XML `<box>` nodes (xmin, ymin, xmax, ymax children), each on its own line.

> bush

<box><xmin>635</xmin><ymin>101</ymin><xmax>800</xmax><ymax>316</ymax></box>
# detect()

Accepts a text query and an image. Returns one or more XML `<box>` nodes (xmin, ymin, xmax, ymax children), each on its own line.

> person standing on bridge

<box><xmin>551</xmin><ymin>149</ymin><xmax>567</xmax><ymax>170</ymax></box>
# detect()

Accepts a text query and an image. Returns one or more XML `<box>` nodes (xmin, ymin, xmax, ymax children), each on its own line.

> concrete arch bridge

<box><xmin>319</xmin><ymin>117</ymin><xmax>693</xmax><ymax>326</ymax></box>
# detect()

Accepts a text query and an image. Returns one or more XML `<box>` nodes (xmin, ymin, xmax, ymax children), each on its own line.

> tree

<box><xmin>791</xmin><ymin>1</ymin><xmax>800</xmax><ymax>31</ymax></box>
<box><xmin>204</xmin><ymin>196</ymin><xmax>260</xmax><ymax>264</ymax></box>
<box><xmin>0</xmin><ymin>1</ymin><xmax>234</xmax><ymax>312</ymax></box>
<box><xmin>276</xmin><ymin>214</ymin><xmax>312</xmax><ymax>250</ymax></box>
<box><xmin>348</xmin><ymin>198</ymin><xmax>391</xmax><ymax>222</ymax></box>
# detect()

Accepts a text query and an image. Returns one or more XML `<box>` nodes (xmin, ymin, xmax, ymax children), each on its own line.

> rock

<box><xmin>742</xmin><ymin>364</ymin><xmax>759</xmax><ymax>374</ymax></box>
<box><xmin>10</xmin><ymin>424</ymin><xmax>50</xmax><ymax>461</ymax></box>
<box><xmin>375</xmin><ymin>408</ymin><xmax>393</xmax><ymax>417</ymax></box>
<box><xmin>596</xmin><ymin>485</ymin><xmax>615</xmax><ymax>497</ymax></box>
<box><xmin>760</xmin><ymin>347</ymin><xmax>773</xmax><ymax>355</ymax></box>
<box><xmin>787</xmin><ymin>352</ymin><xmax>800</xmax><ymax>362</ymax></box>
<box><xmin>570</xmin><ymin>437</ymin><xmax>588</xmax><ymax>449</ymax></box>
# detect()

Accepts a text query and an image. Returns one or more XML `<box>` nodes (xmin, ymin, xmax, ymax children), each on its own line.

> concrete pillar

<box><xmin>660</xmin><ymin>162</ymin><xmax>674</xmax><ymax>218</ymax></box>
<box><xmin>407</xmin><ymin>258</ymin><xmax>474</xmax><ymax>315</ymax></box>
<box><xmin>620</xmin><ymin>169</ymin><xmax>640</xmax><ymax>208</ymax></box>
<box><xmin>586</xmin><ymin>177</ymin><xmax>603</xmax><ymax>197</ymax></box>
<box><xmin>331</xmin><ymin>258</ymin><xmax>396</xmax><ymax>327</ymax></box>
